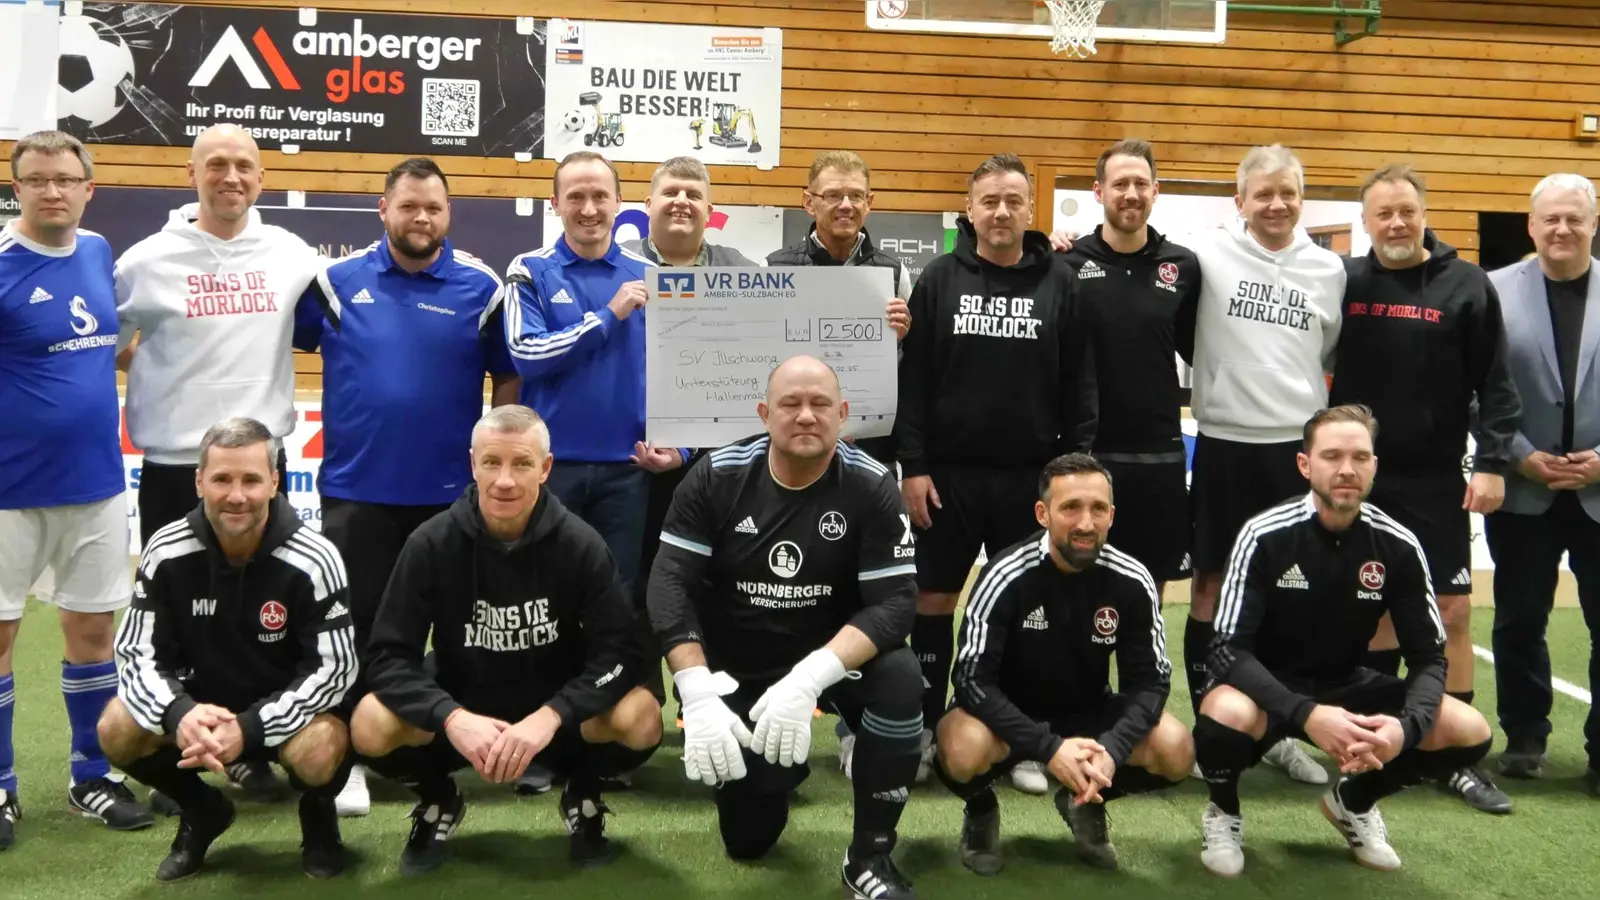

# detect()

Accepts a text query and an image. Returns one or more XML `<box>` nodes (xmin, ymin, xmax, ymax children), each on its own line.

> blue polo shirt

<box><xmin>504</xmin><ymin>236</ymin><xmax>655</xmax><ymax>463</ymax></box>
<box><xmin>0</xmin><ymin>224</ymin><xmax>123</xmax><ymax>509</ymax></box>
<box><xmin>295</xmin><ymin>237</ymin><xmax>515</xmax><ymax>506</ymax></box>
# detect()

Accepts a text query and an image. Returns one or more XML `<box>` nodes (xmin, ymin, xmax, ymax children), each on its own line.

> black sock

<box><xmin>1193</xmin><ymin>715</ymin><xmax>1255</xmax><ymax>816</ymax></box>
<box><xmin>911</xmin><ymin>613</ymin><xmax>955</xmax><ymax>729</ymax></box>
<box><xmin>850</xmin><ymin>707</ymin><xmax>923</xmax><ymax>860</ymax></box>
<box><xmin>932</xmin><ymin>754</ymin><xmax>1003</xmax><ymax>808</ymax></box>
<box><xmin>1447</xmin><ymin>689</ymin><xmax>1475</xmax><ymax>707</ymax></box>
<box><xmin>1183</xmin><ymin>617</ymin><xmax>1215</xmax><ymax>720</ymax></box>
<box><xmin>287</xmin><ymin>753</ymin><xmax>355</xmax><ymax>801</ymax></box>
<box><xmin>364</xmin><ymin>745</ymin><xmax>453</xmax><ymax>801</ymax></box>
<box><xmin>1337</xmin><ymin>753</ymin><xmax>1421</xmax><ymax>813</ymax></box>
<box><xmin>121</xmin><ymin>745</ymin><xmax>223</xmax><ymax>811</ymax></box>
<box><xmin>1414</xmin><ymin>739</ymin><xmax>1492</xmax><ymax>780</ymax></box>
<box><xmin>1096</xmin><ymin>764</ymin><xmax>1180</xmax><ymax>803</ymax></box>
<box><xmin>1365</xmin><ymin>648</ymin><xmax>1403</xmax><ymax>677</ymax></box>
<box><xmin>576</xmin><ymin>741</ymin><xmax>660</xmax><ymax>791</ymax></box>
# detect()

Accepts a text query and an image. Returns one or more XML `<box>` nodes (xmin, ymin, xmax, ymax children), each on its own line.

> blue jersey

<box><xmin>0</xmin><ymin>223</ymin><xmax>124</xmax><ymax>509</ymax></box>
<box><xmin>295</xmin><ymin>237</ymin><xmax>515</xmax><ymax>506</ymax></box>
<box><xmin>504</xmin><ymin>236</ymin><xmax>653</xmax><ymax>463</ymax></box>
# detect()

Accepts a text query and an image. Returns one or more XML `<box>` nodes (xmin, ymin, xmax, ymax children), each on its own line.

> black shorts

<box><xmin>321</xmin><ymin>498</ymin><xmax>448</xmax><ymax>644</ymax></box>
<box><xmin>1367</xmin><ymin>471</ymin><xmax>1472</xmax><ymax>595</ymax></box>
<box><xmin>915</xmin><ymin>465</ymin><xmax>1041</xmax><ymax>593</ymax></box>
<box><xmin>1190</xmin><ymin>435</ymin><xmax>1304</xmax><ymax>574</ymax></box>
<box><xmin>721</xmin><ymin>647</ymin><xmax>923</xmax><ymax>797</ymax></box>
<box><xmin>1101</xmin><ymin>458</ymin><xmax>1191</xmax><ymax>582</ymax></box>
<box><xmin>985</xmin><ymin>693</ymin><xmax>1134</xmax><ymax>774</ymax></box>
<box><xmin>1255</xmin><ymin>667</ymin><xmax>1407</xmax><ymax>757</ymax></box>
<box><xmin>138</xmin><ymin>447</ymin><xmax>290</xmax><ymax>547</ymax></box>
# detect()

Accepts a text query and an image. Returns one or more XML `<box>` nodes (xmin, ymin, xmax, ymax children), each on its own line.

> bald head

<box><xmin>187</xmin><ymin>123</ymin><xmax>264</xmax><ymax>233</ymax></box>
<box><xmin>190</xmin><ymin>123</ymin><xmax>260</xmax><ymax>164</ymax></box>
<box><xmin>766</xmin><ymin>355</ymin><xmax>842</xmax><ymax>400</ymax></box>
<box><xmin>760</xmin><ymin>355</ymin><xmax>847</xmax><ymax>463</ymax></box>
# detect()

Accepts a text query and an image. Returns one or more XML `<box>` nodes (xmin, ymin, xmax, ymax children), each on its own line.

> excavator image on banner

<box><xmin>689</xmin><ymin>102</ymin><xmax>762</xmax><ymax>153</ymax></box>
<box><xmin>563</xmin><ymin>91</ymin><xmax>627</xmax><ymax>148</ymax></box>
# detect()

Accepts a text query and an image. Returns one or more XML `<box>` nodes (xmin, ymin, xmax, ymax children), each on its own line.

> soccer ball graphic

<box><xmin>561</xmin><ymin>108</ymin><xmax>588</xmax><ymax>132</ymax></box>
<box><xmin>57</xmin><ymin>15</ymin><xmax>135</xmax><ymax>128</ymax></box>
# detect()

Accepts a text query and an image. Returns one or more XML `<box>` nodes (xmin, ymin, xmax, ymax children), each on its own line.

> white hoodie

<box><xmin>1186</xmin><ymin>219</ymin><xmax>1345</xmax><ymax>444</ymax></box>
<box><xmin>116</xmin><ymin>204</ymin><xmax>320</xmax><ymax>465</ymax></box>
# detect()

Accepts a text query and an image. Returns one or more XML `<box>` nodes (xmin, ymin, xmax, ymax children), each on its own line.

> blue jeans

<box><xmin>545</xmin><ymin>462</ymin><xmax>650</xmax><ymax>598</ymax></box>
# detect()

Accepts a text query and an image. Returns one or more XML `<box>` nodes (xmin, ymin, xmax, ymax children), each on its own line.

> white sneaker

<box><xmin>1200</xmin><ymin>802</ymin><xmax>1245</xmax><ymax>876</ymax></box>
<box><xmin>839</xmin><ymin>734</ymin><xmax>856</xmax><ymax>780</ymax></box>
<box><xmin>1010</xmin><ymin>760</ymin><xmax>1049</xmax><ymax>795</ymax></box>
<box><xmin>1262</xmin><ymin>739</ymin><xmax>1329</xmax><ymax>785</ymax></box>
<box><xmin>335</xmin><ymin>764</ymin><xmax>370</xmax><ymax>817</ymax></box>
<box><xmin>914</xmin><ymin>729</ymin><xmax>935</xmax><ymax>784</ymax></box>
<box><xmin>1321</xmin><ymin>784</ymin><xmax>1402</xmax><ymax>871</ymax></box>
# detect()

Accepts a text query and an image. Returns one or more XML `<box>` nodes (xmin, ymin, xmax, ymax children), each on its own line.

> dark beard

<box><xmin>390</xmin><ymin>230</ymin><xmax>443</xmax><ymax>260</ymax></box>
<box><xmin>1053</xmin><ymin>536</ymin><xmax>1102</xmax><ymax>570</ymax></box>
<box><xmin>1313</xmin><ymin>481</ymin><xmax>1368</xmax><ymax>514</ymax></box>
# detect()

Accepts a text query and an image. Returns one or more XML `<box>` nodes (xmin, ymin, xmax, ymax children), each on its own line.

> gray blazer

<box><xmin>1488</xmin><ymin>257</ymin><xmax>1600</xmax><ymax>519</ymax></box>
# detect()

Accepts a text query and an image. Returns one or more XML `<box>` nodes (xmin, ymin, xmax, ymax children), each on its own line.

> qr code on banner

<box><xmin>421</xmin><ymin>78</ymin><xmax>481</xmax><ymax>137</ymax></box>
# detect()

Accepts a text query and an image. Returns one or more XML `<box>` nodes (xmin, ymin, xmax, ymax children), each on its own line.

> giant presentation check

<box><xmin>644</xmin><ymin>266</ymin><xmax>898</xmax><ymax>447</ymax></box>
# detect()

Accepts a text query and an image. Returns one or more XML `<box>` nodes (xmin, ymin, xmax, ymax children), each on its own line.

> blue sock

<box><xmin>0</xmin><ymin>673</ymin><xmax>15</xmax><ymax>793</ymax></box>
<box><xmin>62</xmin><ymin>660</ymin><xmax>117</xmax><ymax>784</ymax></box>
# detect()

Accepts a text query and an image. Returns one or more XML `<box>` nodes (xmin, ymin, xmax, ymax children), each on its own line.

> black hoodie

<box><xmin>894</xmin><ymin>218</ymin><xmax>1097</xmax><ymax>476</ymax></box>
<box><xmin>366</xmin><ymin>487</ymin><xmax>644</xmax><ymax>733</ymax></box>
<box><xmin>114</xmin><ymin>495</ymin><xmax>358</xmax><ymax>753</ymax></box>
<box><xmin>1060</xmin><ymin>225</ymin><xmax>1200</xmax><ymax>456</ymax></box>
<box><xmin>1329</xmin><ymin>231</ymin><xmax>1522</xmax><ymax>477</ymax></box>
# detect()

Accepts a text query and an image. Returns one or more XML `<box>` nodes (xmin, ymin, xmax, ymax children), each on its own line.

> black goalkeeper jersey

<box><xmin>647</xmin><ymin>435</ymin><xmax>918</xmax><ymax>683</ymax></box>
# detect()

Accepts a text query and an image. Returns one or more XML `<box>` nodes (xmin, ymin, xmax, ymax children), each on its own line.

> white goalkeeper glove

<box><xmin>749</xmin><ymin>648</ymin><xmax>849</xmax><ymax>767</ymax></box>
<box><xmin>673</xmin><ymin>666</ymin><xmax>753</xmax><ymax>785</ymax></box>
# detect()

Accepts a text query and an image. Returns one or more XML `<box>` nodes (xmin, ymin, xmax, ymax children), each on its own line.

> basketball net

<box><xmin>1043</xmin><ymin>0</ymin><xmax>1107</xmax><ymax>58</ymax></box>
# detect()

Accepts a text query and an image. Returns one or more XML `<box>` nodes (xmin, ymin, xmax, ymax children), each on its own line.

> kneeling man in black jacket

<box><xmin>99</xmin><ymin>417</ymin><xmax>359</xmax><ymax>882</ymax></box>
<box><xmin>350</xmin><ymin>404</ymin><xmax>661</xmax><ymax>875</ymax></box>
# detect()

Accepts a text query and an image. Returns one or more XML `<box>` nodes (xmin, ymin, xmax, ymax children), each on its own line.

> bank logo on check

<box><xmin>658</xmin><ymin>273</ymin><xmax>696</xmax><ymax>299</ymax></box>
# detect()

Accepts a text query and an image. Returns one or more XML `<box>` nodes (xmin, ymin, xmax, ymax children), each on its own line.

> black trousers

<box><xmin>632</xmin><ymin>461</ymin><xmax>697</xmax><ymax>705</ymax></box>
<box><xmin>1486</xmin><ymin>492</ymin><xmax>1600</xmax><ymax>766</ymax></box>
<box><xmin>320</xmin><ymin>497</ymin><xmax>448</xmax><ymax>701</ymax></box>
<box><xmin>138</xmin><ymin>448</ymin><xmax>290</xmax><ymax>546</ymax></box>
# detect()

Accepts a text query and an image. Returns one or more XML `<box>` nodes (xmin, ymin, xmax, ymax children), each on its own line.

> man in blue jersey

<box><xmin>0</xmin><ymin>131</ymin><xmax>156</xmax><ymax>848</ymax></box>
<box><xmin>504</xmin><ymin>151</ymin><xmax>685</xmax><ymax>603</ymax></box>
<box><xmin>295</xmin><ymin>157</ymin><xmax>520</xmax><ymax>815</ymax></box>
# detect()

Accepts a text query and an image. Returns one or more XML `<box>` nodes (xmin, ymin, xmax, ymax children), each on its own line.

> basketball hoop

<box><xmin>1042</xmin><ymin>0</ymin><xmax>1108</xmax><ymax>57</ymax></box>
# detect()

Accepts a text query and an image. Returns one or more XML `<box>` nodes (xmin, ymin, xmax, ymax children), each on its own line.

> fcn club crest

<box><xmin>259</xmin><ymin>600</ymin><xmax>288</xmax><ymax>631</ymax></box>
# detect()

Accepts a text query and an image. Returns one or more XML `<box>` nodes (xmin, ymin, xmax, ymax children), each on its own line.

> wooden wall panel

<box><xmin>10</xmin><ymin>0</ymin><xmax>1599</xmax><ymax>385</ymax></box>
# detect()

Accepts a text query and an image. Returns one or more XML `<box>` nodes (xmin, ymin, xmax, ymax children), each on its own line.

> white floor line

<box><xmin>1472</xmin><ymin>644</ymin><xmax>1592</xmax><ymax>705</ymax></box>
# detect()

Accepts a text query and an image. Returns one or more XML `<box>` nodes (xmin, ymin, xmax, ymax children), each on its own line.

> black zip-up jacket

<box><xmin>114</xmin><ymin>496</ymin><xmax>358</xmax><ymax>752</ymax></box>
<box><xmin>1061</xmin><ymin>225</ymin><xmax>1200</xmax><ymax>456</ymax></box>
<box><xmin>768</xmin><ymin>225</ymin><xmax>910</xmax><ymax>465</ymax></box>
<box><xmin>1210</xmin><ymin>495</ymin><xmax>1448</xmax><ymax>751</ymax></box>
<box><xmin>895</xmin><ymin>217</ymin><xmax>1097</xmax><ymax>476</ymax></box>
<box><xmin>1330</xmin><ymin>231</ymin><xmax>1521</xmax><ymax>476</ymax></box>
<box><xmin>366</xmin><ymin>488</ymin><xmax>644</xmax><ymax>732</ymax></box>
<box><xmin>951</xmin><ymin>534</ymin><xmax>1170</xmax><ymax>767</ymax></box>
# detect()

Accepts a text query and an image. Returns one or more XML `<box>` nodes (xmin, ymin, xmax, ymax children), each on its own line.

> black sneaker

<box><xmin>1439</xmin><ymin>766</ymin><xmax>1513</xmax><ymax>815</ymax></box>
<box><xmin>400</xmin><ymin>782</ymin><xmax>465</xmax><ymax>876</ymax></box>
<box><xmin>561</xmin><ymin>783</ymin><xmax>615</xmax><ymax>868</ymax></box>
<box><xmin>1498</xmin><ymin>739</ymin><xmax>1546</xmax><ymax>780</ymax></box>
<box><xmin>0</xmin><ymin>789</ymin><xmax>19</xmax><ymax>850</ymax></box>
<box><xmin>148</xmin><ymin>790</ymin><xmax>181</xmax><ymax>817</ymax></box>
<box><xmin>298</xmin><ymin>793</ymin><xmax>344</xmax><ymax>879</ymax></box>
<box><xmin>69</xmin><ymin>774</ymin><xmax>155</xmax><ymax>831</ymax></box>
<box><xmin>958</xmin><ymin>801</ymin><xmax>1002</xmax><ymax>876</ymax></box>
<box><xmin>1584</xmin><ymin>768</ymin><xmax>1599</xmax><ymax>797</ymax></box>
<box><xmin>1055</xmin><ymin>789</ymin><xmax>1119</xmax><ymax>870</ymax></box>
<box><xmin>155</xmin><ymin>789</ymin><xmax>236</xmax><ymax>882</ymax></box>
<box><xmin>226</xmin><ymin>760</ymin><xmax>292</xmax><ymax>803</ymax></box>
<box><xmin>842</xmin><ymin>844</ymin><xmax>916</xmax><ymax>900</ymax></box>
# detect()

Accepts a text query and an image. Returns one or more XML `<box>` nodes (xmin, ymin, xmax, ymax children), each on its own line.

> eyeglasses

<box><xmin>807</xmin><ymin>190</ymin><xmax>869</xmax><ymax>207</ymax></box>
<box><xmin>16</xmin><ymin>175</ymin><xmax>88</xmax><ymax>192</ymax></box>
